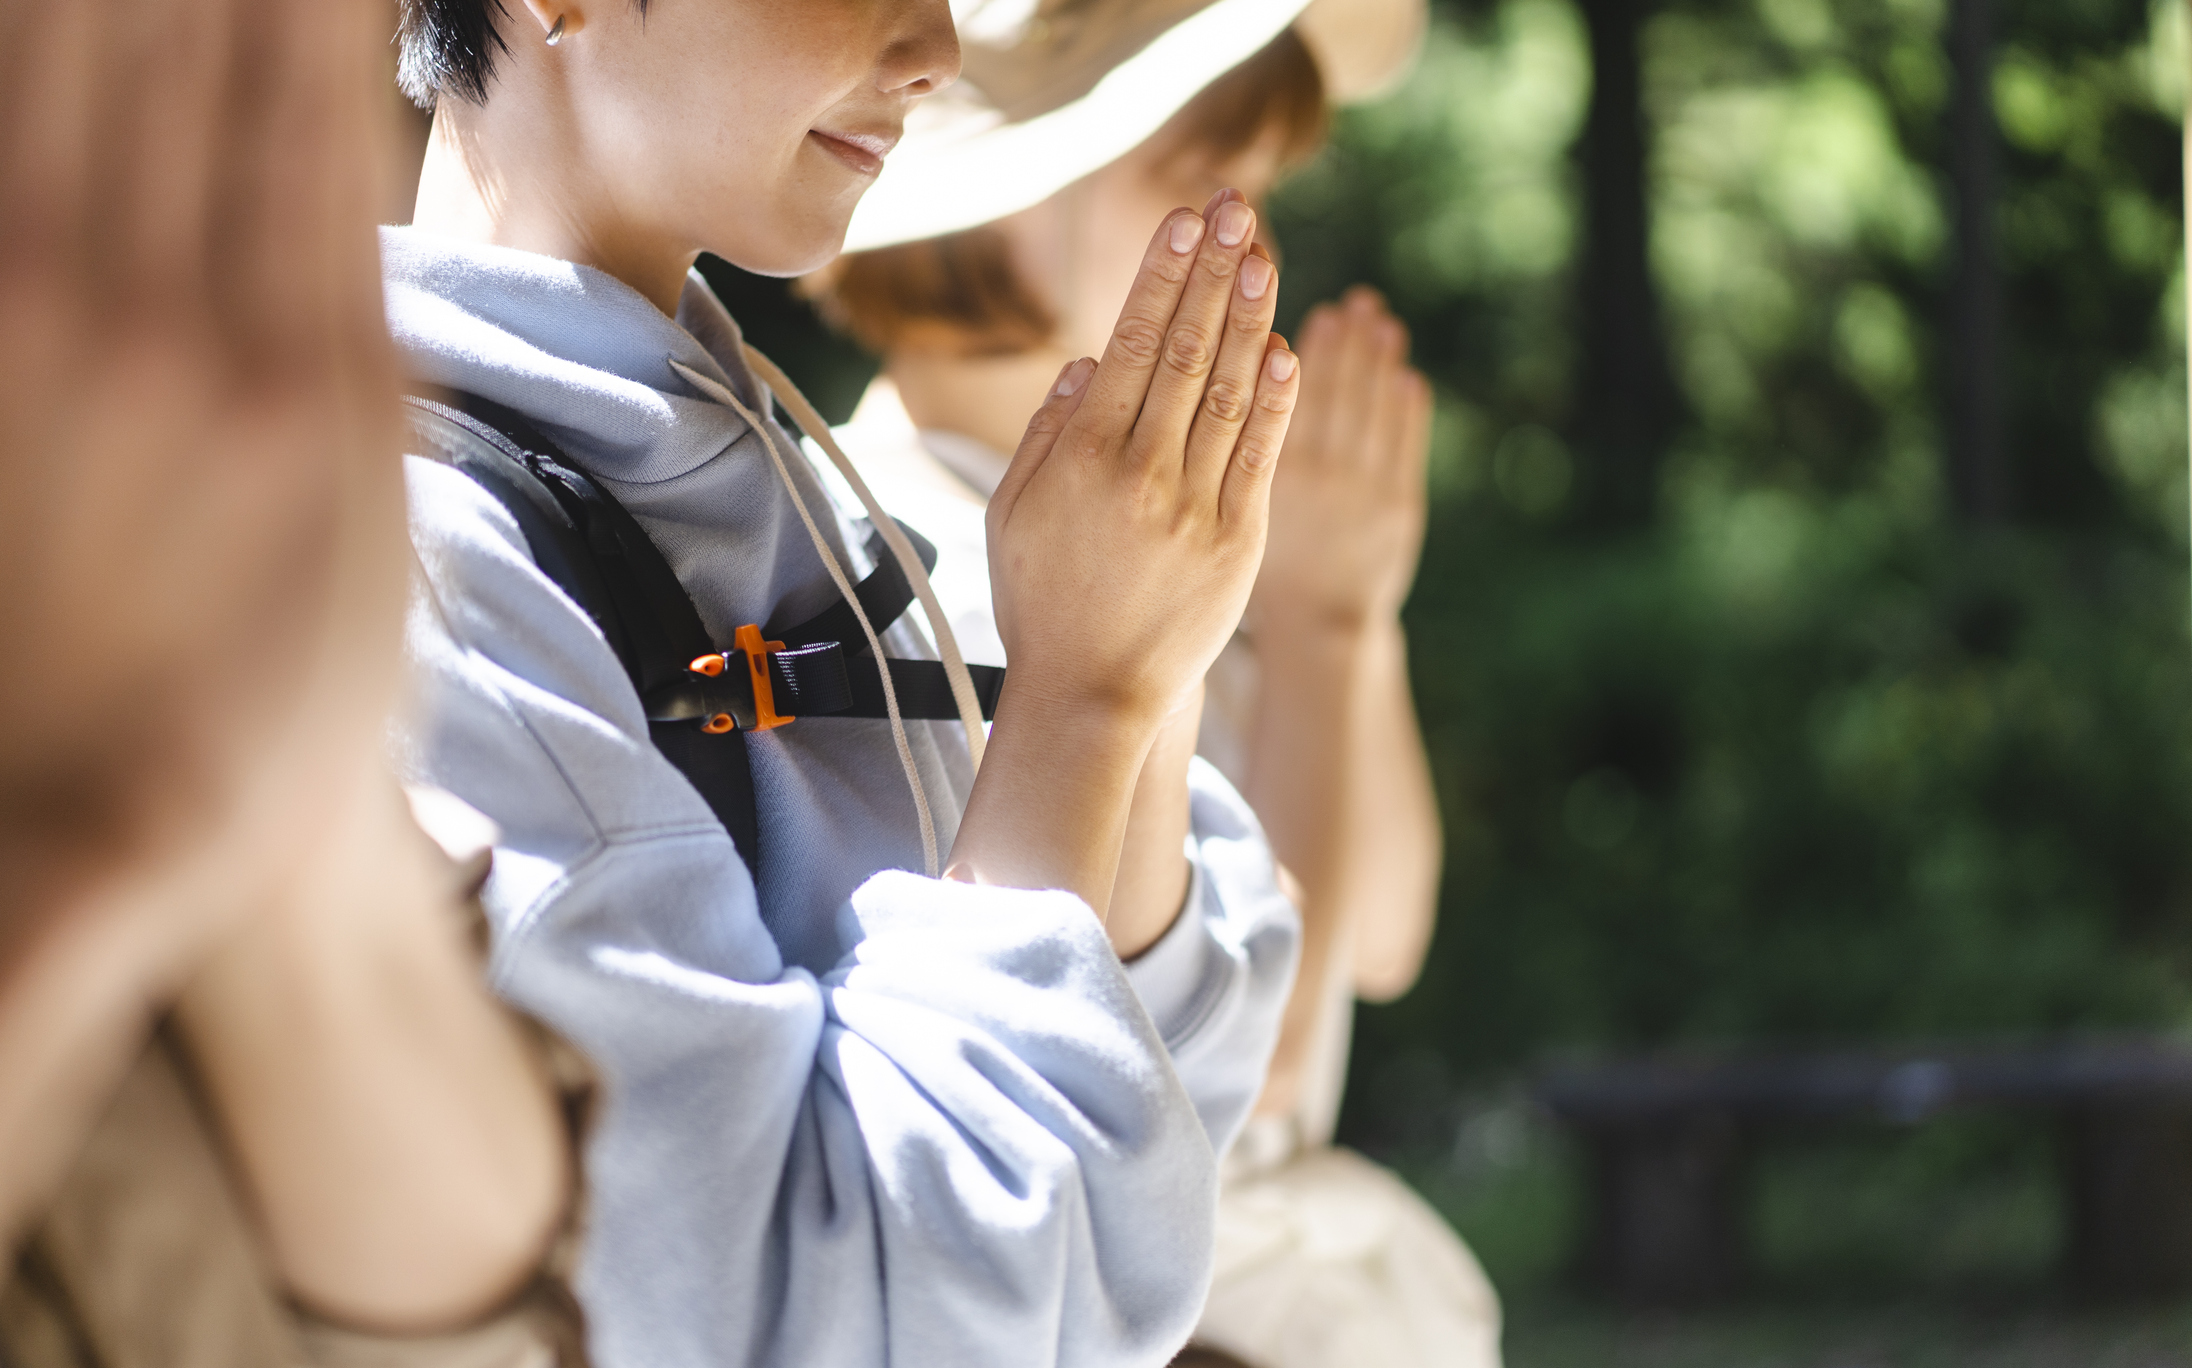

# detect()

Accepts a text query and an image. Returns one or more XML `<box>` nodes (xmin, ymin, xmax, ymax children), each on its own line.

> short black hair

<box><xmin>396</xmin><ymin>0</ymin><xmax>509</xmax><ymax>108</ymax></box>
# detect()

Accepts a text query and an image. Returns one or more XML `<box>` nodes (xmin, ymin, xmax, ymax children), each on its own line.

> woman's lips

<box><xmin>808</xmin><ymin>129</ymin><xmax>893</xmax><ymax>176</ymax></box>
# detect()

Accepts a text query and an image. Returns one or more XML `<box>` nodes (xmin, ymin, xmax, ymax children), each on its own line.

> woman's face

<box><xmin>1008</xmin><ymin>128</ymin><xmax>1288</xmax><ymax>362</ymax></box>
<box><xmin>558</xmin><ymin>0</ymin><xmax>961</xmax><ymax>275</ymax></box>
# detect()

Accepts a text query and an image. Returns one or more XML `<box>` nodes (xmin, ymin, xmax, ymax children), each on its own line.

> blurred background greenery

<box><xmin>708</xmin><ymin>0</ymin><xmax>2192</xmax><ymax>1355</ymax></box>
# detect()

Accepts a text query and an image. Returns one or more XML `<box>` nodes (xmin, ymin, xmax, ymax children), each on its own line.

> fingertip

<box><xmin>1213</xmin><ymin>196</ymin><xmax>1255</xmax><ymax>249</ymax></box>
<box><xmin>1267</xmin><ymin>347</ymin><xmax>1297</xmax><ymax>384</ymax></box>
<box><xmin>1395</xmin><ymin>368</ymin><xmax>1429</xmax><ymax>409</ymax></box>
<box><xmin>1166</xmin><ymin>209</ymin><xmax>1206</xmax><ymax>255</ymax></box>
<box><xmin>1239</xmin><ymin>252</ymin><xmax>1274</xmax><ymax>301</ymax></box>
<box><xmin>1052</xmin><ymin>356</ymin><xmax>1096</xmax><ymax>397</ymax></box>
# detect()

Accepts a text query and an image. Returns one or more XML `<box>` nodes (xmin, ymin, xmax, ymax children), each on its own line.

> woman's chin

<box><xmin>710</xmin><ymin>212</ymin><xmax>850</xmax><ymax>281</ymax></box>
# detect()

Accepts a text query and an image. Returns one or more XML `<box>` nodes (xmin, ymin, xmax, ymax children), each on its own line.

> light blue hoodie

<box><xmin>384</xmin><ymin>228</ymin><xmax>1300</xmax><ymax>1368</ymax></box>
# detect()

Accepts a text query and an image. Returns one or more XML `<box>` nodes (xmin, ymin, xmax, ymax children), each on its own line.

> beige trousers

<box><xmin>1194</xmin><ymin>1147</ymin><xmax>1504</xmax><ymax>1368</ymax></box>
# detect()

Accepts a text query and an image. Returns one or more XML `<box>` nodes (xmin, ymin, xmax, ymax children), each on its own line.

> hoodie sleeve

<box><xmin>799</xmin><ymin>430</ymin><xmax>1300</xmax><ymax>1165</ymax></box>
<box><xmin>1119</xmin><ymin>762</ymin><xmax>1300</xmax><ymax>1157</ymax></box>
<box><xmin>399</xmin><ymin>458</ymin><xmax>1215</xmax><ymax>1368</ymax></box>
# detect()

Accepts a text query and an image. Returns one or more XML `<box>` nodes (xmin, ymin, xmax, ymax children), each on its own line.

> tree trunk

<box><xmin>1572</xmin><ymin>0</ymin><xmax>1680</xmax><ymax>532</ymax></box>
<box><xmin>1947</xmin><ymin>0</ymin><xmax>2006</xmax><ymax>521</ymax></box>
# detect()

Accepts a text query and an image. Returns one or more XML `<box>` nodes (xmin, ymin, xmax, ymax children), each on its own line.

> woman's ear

<box><xmin>518</xmin><ymin>0</ymin><xmax>585</xmax><ymax>44</ymax></box>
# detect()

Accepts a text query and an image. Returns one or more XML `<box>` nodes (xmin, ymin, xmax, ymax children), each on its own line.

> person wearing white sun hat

<box><xmin>840</xmin><ymin>0</ymin><xmax>1426</xmax><ymax>251</ymax></box>
<box><xmin>807</xmin><ymin>2</ymin><xmax>1502</xmax><ymax>1366</ymax></box>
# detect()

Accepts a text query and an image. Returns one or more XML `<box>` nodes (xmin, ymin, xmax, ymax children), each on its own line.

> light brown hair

<box><xmin>806</xmin><ymin>28</ymin><xmax>1327</xmax><ymax>358</ymax></box>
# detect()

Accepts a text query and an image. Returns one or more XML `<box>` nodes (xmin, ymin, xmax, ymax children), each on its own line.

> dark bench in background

<box><xmin>1535</xmin><ymin>1039</ymin><xmax>2192</xmax><ymax>1305</ymax></box>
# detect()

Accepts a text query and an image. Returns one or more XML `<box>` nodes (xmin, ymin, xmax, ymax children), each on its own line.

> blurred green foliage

<box><xmin>1257</xmin><ymin>0</ymin><xmax>2192</xmax><ymax>1145</ymax></box>
<box><xmin>1393</xmin><ymin>1094</ymin><xmax>2061</xmax><ymax>1307</ymax></box>
<box><xmin>1271</xmin><ymin>0</ymin><xmax>2189</xmax><ymax>530</ymax></box>
<box><xmin>1378</xmin><ymin>506</ymin><xmax>2192</xmax><ymax>1080</ymax></box>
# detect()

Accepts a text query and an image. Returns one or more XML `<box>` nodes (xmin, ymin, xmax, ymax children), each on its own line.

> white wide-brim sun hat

<box><xmin>843</xmin><ymin>0</ymin><xmax>1427</xmax><ymax>252</ymax></box>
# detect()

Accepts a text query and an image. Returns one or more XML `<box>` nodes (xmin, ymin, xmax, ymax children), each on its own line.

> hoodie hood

<box><xmin>382</xmin><ymin>226</ymin><xmax>773</xmax><ymax>486</ymax></box>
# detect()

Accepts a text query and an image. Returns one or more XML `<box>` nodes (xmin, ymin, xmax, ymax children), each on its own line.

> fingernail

<box><xmin>1169</xmin><ymin>213</ymin><xmax>1205</xmax><ymax>255</ymax></box>
<box><xmin>1054</xmin><ymin>357</ymin><xmax>1094</xmax><ymax>396</ymax></box>
<box><xmin>1239</xmin><ymin>255</ymin><xmax>1273</xmax><ymax>301</ymax></box>
<box><xmin>1216</xmin><ymin>200</ymin><xmax>1254</xmax><ymax>247</ymax></box>
<box><xmin>1203</xmin><ymin>188</ymin><xmax>1230</xmax><ymax>217</ymax></box>
<box><xmin>1268</xmin><ymin>349</ymin><xmax>1296</xmax><ymax>383</ymax></box>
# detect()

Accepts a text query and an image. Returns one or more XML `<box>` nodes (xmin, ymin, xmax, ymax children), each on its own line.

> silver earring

<box><xmin>545</xmin><ymin>15</ymin><xmax>566</xmax><ymax>45</ymax></box>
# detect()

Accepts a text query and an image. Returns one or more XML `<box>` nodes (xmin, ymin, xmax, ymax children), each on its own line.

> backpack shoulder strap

<box><xmin>404</xmin><ymin>386</ymin><xmax>1010</xmax><ymax>886</ymax></box>
<box><xmin>404</xmin><ymin>391</ymin><xmax>763</xmax><ymax>879</ymax></box>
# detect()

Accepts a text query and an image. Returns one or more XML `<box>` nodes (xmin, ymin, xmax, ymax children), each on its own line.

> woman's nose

<box><xmin>882</xmin><ymin>0</ymin><xmax>963</xmax><ymax>98</ymax></box>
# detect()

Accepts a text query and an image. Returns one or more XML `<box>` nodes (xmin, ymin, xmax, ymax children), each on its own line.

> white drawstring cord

<box><xmin>670</xmin><ymin>357</ymin><xmax>940</xmax><ymax>878</ymax></box>
<box><xmin>739</xmin><ymin>344</ymin><xmax>991</xmax><ymax>772</ymax></box>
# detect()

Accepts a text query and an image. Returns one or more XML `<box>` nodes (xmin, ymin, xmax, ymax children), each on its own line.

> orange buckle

<box><xmin>687</xmin><ymin>628</ymin><xmax>793</xmax><ymax>732</ymax></box>
<box><xmin>686</xmin><ymin>652</ymin><xmax>738</xmax><ymax>733</ymax></box>
<box><xmin>734</xmin><ymin>624</ymin><xmax>793</xmax><ymax>731</ymax></box>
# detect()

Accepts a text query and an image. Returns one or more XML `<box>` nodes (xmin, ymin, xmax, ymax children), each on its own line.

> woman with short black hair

<box><xmin>385</xmin><ymin>0</ymin><xmax>1312</xmax><ymax>1363</ymax></box>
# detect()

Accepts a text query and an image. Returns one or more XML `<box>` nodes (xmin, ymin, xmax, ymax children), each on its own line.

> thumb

<box><xmin>990</xmin><ymin>357</ymin><xmax>1096</xmax><ymax>527</ymax></box>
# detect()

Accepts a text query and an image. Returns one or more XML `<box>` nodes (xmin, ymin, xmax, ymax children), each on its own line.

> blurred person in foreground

<box><xmin>810</xmin><ymin>2</ymin><xmax>1500</xmax><ymax>1363</ymax></box>
<box><xmin>0</xmin><ymin>0</ymin><xmax>581</xmax><ymax>1361</ymax></box>
<box><xmin>387</xmin><ymin>0</ymin><xmax>1307</xmax><ymax>1361</ymax></box>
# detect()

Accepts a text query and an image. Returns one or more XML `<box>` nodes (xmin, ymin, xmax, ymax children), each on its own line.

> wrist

<box><xmin>1251</xmin><ymin>603</ymin><xmax>1397</xmax><ymax>654</ymax></box>
<box><xmin>989</xmin><ymin>669</ymin><xmax>1172</xmax><ymax>755</ymax></box>
<box><xmin>947</xmin><ymin>674</ymin><xmax>1165</xmax><ymax>911</ymax></box>
<box><xmin>1243</xmin><ymin>616</ymin><xmax>1408</xmax><ymax>733</ymax></box>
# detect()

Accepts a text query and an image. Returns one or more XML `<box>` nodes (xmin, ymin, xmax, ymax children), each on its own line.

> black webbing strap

<box><xmin>764</xmin><ymin>647</ymin><xmax>1006</xmax><ymax>721</ymax></box>
<box><xmin>771</xmin><ymin>526</ymin><xmax>933</xmax><ymax>654</ymax></box>
<box><xmin>406</xmin><ymin>391</ymin><xmax>764</xmax><ymax>875</ymax></box>
<box><xmin>758</xmin><ymin>521</ymin><xmax>1005</xmax><ymax>721</ymax></box>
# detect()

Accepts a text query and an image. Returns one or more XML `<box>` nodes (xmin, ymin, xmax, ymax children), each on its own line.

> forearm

<box><xmin>0</xmin><ymin>881</ymin><xmax>178</xmax><ymax>1254</ymax></box>
<box><xmin>1106</xmin><ymin>685</ymin><xmax>1201</xmax><ymax>960</ymax></box>
<box><xmin>1244</xmin><ymin>614</ymin><xmax>1438</xmax><ymax>1094</ymax></box>
<box><xmin>1240</xmin><ymin>625</ymin><xmax>1356</xmax><ymax>1119</ymax></box>
<box><xmin>175</xmin><ymin>779</ymin><xmax>568</xmax><ymax>1333</ymax></box>
<box><xmin>1347</xmin><ymin>624</ymin><xmax>1442</xmax><ymax>998</ymax></box>
<box><xmin>946</xmin><ymin>677</ymin><xmax>1160</xmax><ymax>920</ymax></box>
